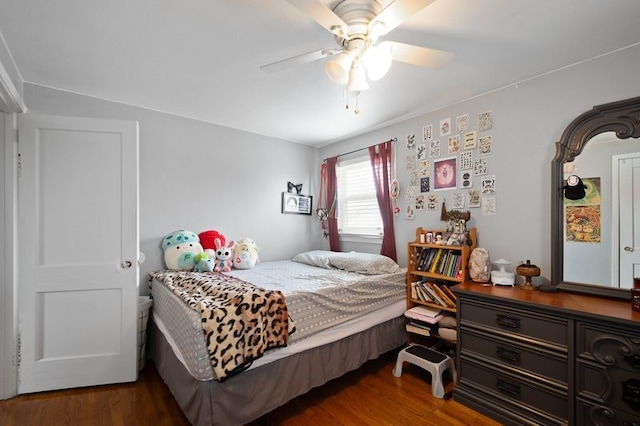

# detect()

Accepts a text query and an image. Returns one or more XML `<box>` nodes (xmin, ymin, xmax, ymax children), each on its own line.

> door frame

<box><xmin>612</xmin><ymin>152</ymin><xmax>640</xmax><ymax>288</ymax></box>
<box><xmin>0</xmin><ymin>40</ymin><xmax>26</xmax><ymax>398</ymax></box>
<box><xmin>1</xmin><ymin>112</ymin><xmax>18</xmax><ymax>400</ymax></box>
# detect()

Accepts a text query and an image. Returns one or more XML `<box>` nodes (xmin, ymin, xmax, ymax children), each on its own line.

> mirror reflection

<box><xmin>562</xmin><ymin>132</ymin><xmax>640</xmax><ymax>289</ymax></box>
<box><xmin>551</xmin><ymin>96</ymin><xmax>640</xmax><ymax>299</ymax></box>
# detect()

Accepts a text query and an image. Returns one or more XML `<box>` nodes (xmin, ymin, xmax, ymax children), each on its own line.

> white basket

<box><xmin>137</xmin><ymin>296</ymin><xmax>153</xmax><ymax>371</ymax></box>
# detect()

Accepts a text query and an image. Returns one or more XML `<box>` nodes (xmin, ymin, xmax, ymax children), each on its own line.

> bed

<box><xmin>148</xmin><ymin>250</ymin><xmax>407</xmax><ymax>425</ymax></box>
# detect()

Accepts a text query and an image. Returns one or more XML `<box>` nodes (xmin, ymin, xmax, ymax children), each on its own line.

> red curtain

<box><xmin>369</xmin><ymin>142</ymin><xmax>397</xmax><ymax>261</ymax></box>
<box><xmin>325</xmin><ymin>157</ymin><xmax>341</xmax><ymax>252</ymax></box>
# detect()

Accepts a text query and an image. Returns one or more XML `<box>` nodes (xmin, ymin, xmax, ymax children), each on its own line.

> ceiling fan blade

<box><xmin>260</xmin><ymin>48</ymin><xmax>339</xmax><ymax>73</ymax></box>
<box><xmin>285</xmin><ymin>0</ymin><xmax>350</xmax><ymax>36</ymax></box>
<box><xmin>370</xmin><ymin>0</ymin><xmax>435</xmax><ymax>36</ymax></box>
<box><xmin>383</xmin><ymin>41</ymin><xmax>454</xmax><ymax>69</ymax></box>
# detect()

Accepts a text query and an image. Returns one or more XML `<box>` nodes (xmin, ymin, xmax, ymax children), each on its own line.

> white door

<box><xmin>18</xmin><ymin>114</ymin><xmax>139</xmax><ymax>393</ymax></box>
<box><xmin>616</xmin><ymin>153</ymin><xmax>640</xmax><ymax>289</ymax></box>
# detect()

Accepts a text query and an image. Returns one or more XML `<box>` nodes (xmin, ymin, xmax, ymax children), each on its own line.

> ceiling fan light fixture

<box><xmin>325</xmin><ymin>52</ymin><xmax>352</xmax><ymax>85</ymax></box>
<box><xmin>346</xmin><ymin>61</ymin><xmax>369</xmax><ymax>92</ymax></box>
<box><xmin>362</xmin><ymin>44</ymin><xmax>392</xmax><ymax>81</ymax></box>
<box><xmin>367</xmin><ymin>21</ymin><xmax>388</xmax><ymax>43</ymax></box>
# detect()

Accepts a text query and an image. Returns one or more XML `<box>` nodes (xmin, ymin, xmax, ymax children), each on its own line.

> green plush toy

<box><xmin>193</xmin><ymin>252</ymin><xmax>214</xmax><ymax>273</ymax></box>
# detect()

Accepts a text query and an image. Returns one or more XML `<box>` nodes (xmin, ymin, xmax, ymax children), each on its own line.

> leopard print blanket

<box><xmin>151</xmin><ymin>270</ymin><xmax>294</xmax><ymax>381</ymax></box>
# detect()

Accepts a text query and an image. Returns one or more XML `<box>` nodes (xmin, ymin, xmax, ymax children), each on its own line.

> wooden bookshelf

<box><xmin>405</xmin><ymin>227</ymin><xmax>477</xmax><ymax>343</ymax></box>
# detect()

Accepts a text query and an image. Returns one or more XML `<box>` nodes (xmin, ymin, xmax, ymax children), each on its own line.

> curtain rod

<box><xmin>323</xmin><ymin>137</ymin><xmax>397</xmax><ymax>162</ymax></box>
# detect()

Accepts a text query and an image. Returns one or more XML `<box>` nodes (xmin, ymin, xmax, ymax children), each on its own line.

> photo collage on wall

<box><xmin>403</xmin><ymin>110</ymin><xmax>496</xmax><ymax>219</ymax></box>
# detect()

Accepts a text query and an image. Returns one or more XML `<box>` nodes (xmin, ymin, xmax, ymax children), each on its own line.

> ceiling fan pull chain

<box><xmin>344</xmin><ymin>86</ymin><xmax>349</xmax><ymax>110</ymax></box>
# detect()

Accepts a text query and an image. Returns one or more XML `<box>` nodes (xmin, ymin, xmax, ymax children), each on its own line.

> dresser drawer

<box><xmin>459</xmin><ymin>355</ymin><xmax>568</xmax><ymax>421</ymax></box>
<box><xmin>459</xmin><ymin>299</ymin><xmax>568</xmax><ymax>346</ymax></box>
<box><xmin>577</xmin><ymin>358</ymin><xmax>640</xmax><ymax>416</ymax></box>
<box><xmin>460</xmin><ymin>328</ymin><xmax>568</xmax><ymax>384</ymax></box>
<box><xmin>577</xmin><ymin>321</ymin><xmax>640</xmax><ymax>374</ymax></box>
<box><xmin>576</xmin><ymin>396</ymin><xmax>640</xmax><ymax>426</ymax></box>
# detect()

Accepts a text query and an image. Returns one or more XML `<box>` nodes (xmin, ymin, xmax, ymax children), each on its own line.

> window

<box><xmin>336</xmin><ymin>157</ymin><xmax>383</xmax><ymax>236</ymax></box>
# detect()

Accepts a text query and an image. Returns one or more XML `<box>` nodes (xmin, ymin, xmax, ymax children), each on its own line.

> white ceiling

<box><xmin>1</xmin><ymin>0</ymin><xmax>639</xmax><ymax>147</ymax></box>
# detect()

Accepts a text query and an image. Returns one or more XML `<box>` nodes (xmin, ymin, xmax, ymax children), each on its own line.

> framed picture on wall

<box><xmin>433</xmin><ymin>156</ymin><xmax>458</xmax><ymax>191</ymax></box>
<box><xmin>282</xmin><ymin>193</ymin><xmax>313</xmax><ymax>215</ymax></box>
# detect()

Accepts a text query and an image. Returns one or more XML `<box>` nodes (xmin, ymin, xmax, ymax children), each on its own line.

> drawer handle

<box><xmin>496</xmin><ymin>378</ymin><xmax>521</xmax><ymax>398</ymax></box>
<box><xmin>495</xmin><ymin>313</ymin><xmax>521</xmax><ymax>329</ymax></box>
<box><xmin>496</xmin><ymin>346</ymin><xmax>521</xmax><ymax>363</ymax></box>
<box><xmin>623</xmin><ymin>379</ymin><xmax>640</xmax><ymax>412</ymax></box>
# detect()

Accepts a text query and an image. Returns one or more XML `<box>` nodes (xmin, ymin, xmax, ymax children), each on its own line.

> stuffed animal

<box><xmin>199</xmin><ymin>230</ymin><xmax>226</xmax><ymax>259</ymax></box>
<box><xmin>233</xmin><ymin>238</ymin><xmax>260</xmax><ymax>270</ymax></box>
<box><xmin>193</xmin><ymin>252</ymin><xmax>214</xmax><ymax>273</ymax></box>
<box><xmin>162</xmin><ymin>230</ymin><xmax>204</xmax><ymax>270</ymax></box>
<box><xmin>213</xmin><ymin>238</ymin><xmax>235</xmax><ymax>272</ymax></box>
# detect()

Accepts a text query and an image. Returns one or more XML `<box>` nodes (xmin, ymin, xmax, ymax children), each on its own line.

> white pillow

<box><xmin>328</xmin><ymin>252</ymin><xmax>400</xmax><ymax>275</ymax></box>
<box><xmin>291</xmin><ymin>250</ymin><xmax>334</xmax><ymax>269</ymax></box>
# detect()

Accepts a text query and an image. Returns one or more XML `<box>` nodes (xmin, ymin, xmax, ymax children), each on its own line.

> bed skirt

<box><xmin>149</xmin><ymin>315</ymin><xmax>406</xmax><ymax>425</ymax></box>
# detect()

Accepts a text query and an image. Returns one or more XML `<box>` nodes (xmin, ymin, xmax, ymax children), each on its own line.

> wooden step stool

<box><xmin>392</xmin><ymin>344</ymin><xmax>457</xmax><ymax>398</ymax></box>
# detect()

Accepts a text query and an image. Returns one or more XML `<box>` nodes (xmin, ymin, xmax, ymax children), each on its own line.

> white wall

<box><xmin>320</xmin><ymin>44</ymin><xmax>640</xmax><ymax>286</ymax></box>
<box><xmin>22</xmin><ymin>84</ymin><xmax>327</xmax><ymax>293</ymax></box>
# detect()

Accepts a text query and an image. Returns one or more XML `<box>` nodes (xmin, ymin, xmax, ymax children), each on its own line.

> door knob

<box><xmin>624</xmin><ymin>246</ymin><xmax>635</xmax><ymax>252</ymax></box>
<box><xmin>121</xmin><ymin>261</ymin><xmax>132</xmax><ymax>268</ymax></box>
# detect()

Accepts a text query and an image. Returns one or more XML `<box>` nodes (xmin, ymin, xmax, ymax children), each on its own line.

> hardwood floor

<box><xmin>0</xmin><ymin>351</ymin><xmax>501</xmax><ymax>425</ymax></box>
<box><xmin>0</xmin><ymin>362</ymin><xmax>190</xmax><ymax>426</ymax></box>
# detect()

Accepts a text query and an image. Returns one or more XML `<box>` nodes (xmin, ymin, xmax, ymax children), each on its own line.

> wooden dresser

<box><xmin>453</xmin><ymin>282</ymin><xmax>640</xmax><ymax>426</ymax></box>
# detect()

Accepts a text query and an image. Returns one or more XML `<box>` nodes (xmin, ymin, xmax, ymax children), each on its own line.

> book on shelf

<box><xmin>408</xmin><ymin>318</ymin><xmax>434</xmax><ymax>329</ymax></box>
<box><xmin>438</xmin><ymin>250</ymin><xmax>452</xmax><ymax>275</ymax></box>
<box><xmin>410</xmin><ymin>281</ymin><xmax>418</xmax><ymax>300</ymax></box>
<box><xmin>416</xmin><ymin>285</ymin><xmax>429</xmax><ymax>303</ymax></box>
<box><xmin>438</xmin><ymin>251</ymin><xmax>458</xmax><ymax>277</ymax></box>
<box><xmin>441</xmin><ymin>284</ymin><xmax>457</xmax><ymax>302</ymax></box>
<box><xmin>429</xmin><ymin>249</ymin><xmax>444</xmax><ymax>273</ymax></box>
<box><xmin>417</xmin><ymin>248</ymin><xmax>427</xmax><ymax>270</ymax></box>
<box><xmin>405</xmin><ymin>306</ymin><xmax>443</xmax><ymax>324</ymax></box>
<box><xmin>412</xmin><ymin>281</ymin><xmax>431</xmax><ymax>303</ymax></box>
<box><xmin>406</xmin><ymin>323</ymin><xmax>431</xmax><ymax>337</ymax></box>
<box><xmin>415</xmin><ymin>248</ymin><xmax>464</xmax><ymax>279</ymax></box>
<box><xmin>421</xmin><ymin>282</ymin><xmax>447</xmax><ymax>307</ymax></box>
<box><xmin>412</xmin><ymin>280</ymin><xmax>458</xmax><ymax>309</ymax></box>
<box><xmin>415</xmin><ymin>249</ymin><xmax>425</xmax><ymax>270</ymax></box>
<box><xmin>429</xmin><ymin>282</ymin><xmax>456</xmax><ymax>308</ymax></box>
<box><xmin>452</xmin><ymin>255</ymin><xmax>463</xmax><ymax>278</ymax></box>
<box><xmin>419</xmin><ymin>248</ymin><xmax>436</xmax><ymax>271</ymax></box>
<box><xmin>406</xmin><ymin>305</ymin><xmax>442</xmax><ymax>318</ymax></box>
<box><xmin>416</xmin><ymin>282</ymin><xmax>433</xmax><ymax>304</ymax></box>
<box><xmin>411</xmin><ymin>282</ymin><xmax>427</xmax><ymax>302</ymax></box>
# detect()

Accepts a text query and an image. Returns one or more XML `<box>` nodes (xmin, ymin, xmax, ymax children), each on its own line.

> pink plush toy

<box><xmin>213</xmin><ymin>238</ymin><xmax>235</xmax><ymax>272</ymax></box>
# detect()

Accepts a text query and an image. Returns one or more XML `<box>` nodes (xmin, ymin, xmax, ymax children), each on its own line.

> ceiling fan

<box><xmin>261</xmin><ymin>0</ymin><xmax>454</xmax><ymax>94</ymax></box>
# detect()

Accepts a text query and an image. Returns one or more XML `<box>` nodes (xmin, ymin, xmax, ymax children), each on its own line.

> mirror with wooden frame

<box><xmin>551</xmin><ymin>96</ymin><xmax>640</xmax><ymax>299</ymax></box>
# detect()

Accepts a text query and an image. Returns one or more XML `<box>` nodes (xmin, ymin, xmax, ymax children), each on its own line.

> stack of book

<box><xmin>410</xmin><ymin>280</ymin><xmax>458</xmax><ymax>308</ymax></box>
<box><xmin>404</xmin><ymin>305</ymin><xmax>443</xmax><ymax>337</ymax></box>
<box><xmin>415</xmin><ymin>248</ymin><xmax>463</xmax><ymax>278</ymax></box>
